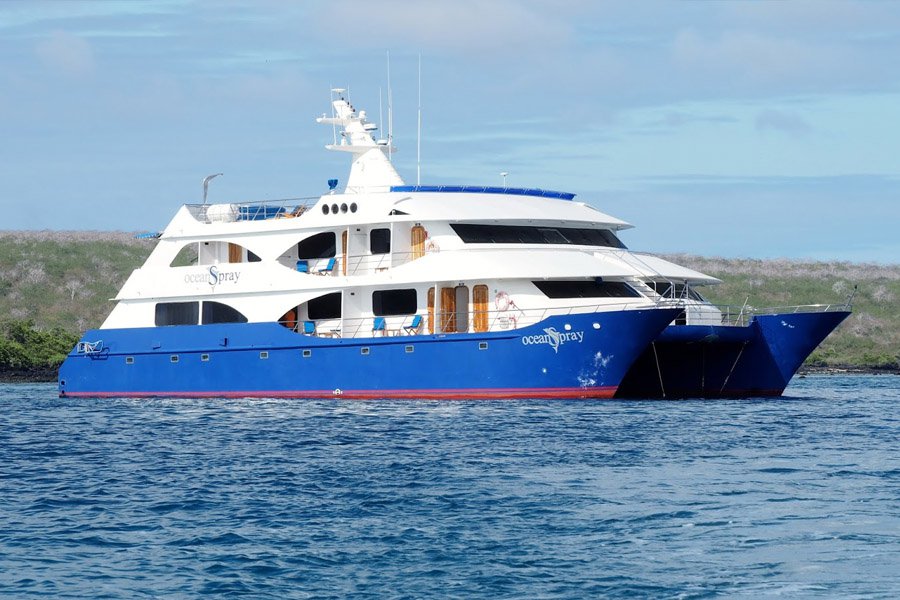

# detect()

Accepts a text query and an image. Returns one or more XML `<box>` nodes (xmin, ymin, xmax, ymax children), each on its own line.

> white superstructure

<box><xmin>101</xmin><ymin>91</ymin><xmax>720</xmax><ymax>337</ymax></box>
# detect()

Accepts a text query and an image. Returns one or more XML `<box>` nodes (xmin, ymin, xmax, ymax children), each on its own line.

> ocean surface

<box><xmin>1</xmin><ymin>375</ymin><xmax>898</xmax><ymax>599</ymax></box>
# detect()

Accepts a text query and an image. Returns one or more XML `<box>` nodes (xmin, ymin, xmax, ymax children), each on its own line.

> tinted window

<box><xmin>533</xmin><ymin>280</ymin><xmax>641</xmax><ymax>299</ymax></box>
<box><xmin>452</xmin><ymin>224</ymin><xmax>625</xmax><ymax>248</ymax></box>
<box><xmin>297</xmin><ymin>232</ymin><xmax>336</xmax><ymax>259</ymax></box>
<box><xmin>202</xmin><ymin>301</ymin><xmax>248</xmax><ymax>324</ymax></box>
<box><xmin>308</xmin><ymin>292</ymin><xmax>342</xmax><ymax>320</ymax></box>
<box><xmin>370</xmin><ymin>228</ymin><xmax>391</xmax><ymax>254</ymax></box>
<box><xmin>649</xmin><ymin>282</ymin><xmax>704</xmax><ymax>302</ymax></box>
<box><xmin>372</xmin><ymin>289</ymin><xmax>417</xmax><ymax>316</ymax></box>
<box><xmin>155</xmin><ymin>301</ymin><xmax>199</xmax><ymax>326</ymax></box>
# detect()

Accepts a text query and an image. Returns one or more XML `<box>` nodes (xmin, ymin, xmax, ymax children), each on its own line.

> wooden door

<box><xmin>427</xmin><ymin>287</ymin><xmax>435</xmax><ymax>334</ymax></box>
<box><xmin>228</xmin><ymin>243</ymin><xmax>242</xmax><ymax>263</ymax></box>
<box><xmin>411</xmin><ymin>225</ymin><xmax>426</xmax><ymax>259</ymax></box>
<box><xmin>473</xmin><ymin>284</ymin><xmax>489</xmax><ymax>332</ymax></box>
<box><xmin>440</xmin><ymin>287</ymin><xmax>456</xmax><ymax>333</ymax></box>
<box><xmin>341</xmin><ymin>230</ymin><xmax>348</xmax><ymax>275</ymax></box>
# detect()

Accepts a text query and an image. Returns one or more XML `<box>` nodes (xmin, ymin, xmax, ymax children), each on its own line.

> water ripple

<box><xmin>1</xmin><ymin>375</ymin><xmax>899</xmax><ymax>598</ymax></box>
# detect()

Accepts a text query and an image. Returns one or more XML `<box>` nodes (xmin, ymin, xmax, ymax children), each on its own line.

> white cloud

<box><xmin>35</xmin><ymin>30</ymin><xmax>95</xmax><ymax>77</ymax></box>
<box><xmin>308</xmin><ymin>0</ymin><xmax>573</xmax><ymax>57</ymax></box>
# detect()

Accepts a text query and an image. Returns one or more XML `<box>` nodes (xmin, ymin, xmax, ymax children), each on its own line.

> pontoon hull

<box><xmin>59</xmin><ymin>309</ymin><xmax>679</xmax><ymax>399</ymax></box>
<box><xmin>615</xmin><ymin>310</ymin><xmax>850</xmax><ymax>399</ymax></box>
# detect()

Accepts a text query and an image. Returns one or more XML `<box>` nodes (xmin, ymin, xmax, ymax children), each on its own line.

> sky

<box><xmin>1</xmin><ymin>0</ymin><xmax>899</xmax><ymax>263</ymax></box>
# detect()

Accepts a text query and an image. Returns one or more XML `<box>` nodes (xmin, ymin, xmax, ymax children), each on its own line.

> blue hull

<box><xmin>615</xmin><ymin>310</ymin><xmax>850</xmax><ymax>398</ymax></box>
<box><xmin>59</xmin><ymin>309</ymin><xmax>680</xmax><ymax>399</ymax></box>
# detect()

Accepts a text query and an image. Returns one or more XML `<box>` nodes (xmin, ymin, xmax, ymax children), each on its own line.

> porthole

<box><xmin>330</xmin><ymin>203</ymin><xmax>339</xmax><ymax>214</ymax></box>
<box><xmin>340</xmin><ymin>203</ymin><xmax>348</xmax><ymax>213</ymax></box>
<box><xmin>302</xmin><ymin>349</ymin><xmax>312</xmax><ymax>358</ymax></box>
<box><xmin>350</xmin><ymin>203</ymin><xmax>358</xmax><ymax>213</ymax></box>
<box><xmin>322</xmin><ymin>204</ymin><xmax>329</xmax><ymax>215</ymax></box>
<box><xmin>361</xmin><ymin>347</ymin><xmax>370</xmax><ymax>355</ymax></box>
<box><xmin>125</xmin><ymin>356</ymin><xmax>135</xmax><ymax>364</ymax></box>
<box><xmin>478</xmin><ymin>342</ymin><xmax>488</xmax><ymax>350</ymax></box>
<box><xmin>201</xmin><ymin>354</ymin><xmax>210</xmax><ymax>362</ymax></box>
<box><xmin>405</xmin><ymin>345</ymin><xmax>414</xmax><ymax>354</ymax></box>
<box><xmin>170</xmin><ymin>355</ymin><xmax>179</xmax><ymax>363</ymax></box>
<box><xmin>260</xmin><ymin>351</ymin><xmax>269</xmax><ymax>360</ymax></box>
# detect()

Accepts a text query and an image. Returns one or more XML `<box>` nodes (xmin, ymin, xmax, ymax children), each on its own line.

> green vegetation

<box><xmin>666</xmin><ymin>254</ymin><xmax>900</xmax><ymax>371</ymax></box>
<box><xmin>0</xmin><ymin>232</ymin><xmax>896</xmax><ymax>380</ymax></box>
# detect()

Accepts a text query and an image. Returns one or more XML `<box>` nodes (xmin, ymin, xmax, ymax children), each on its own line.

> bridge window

<box><xmin>155</xmin><ymin>301</ymin><xmax>199</xmax><ymax>326</ymax></box>
<box><xmin>533</xmin><ymin>280</ymin><xmax>641</xmax><ymax>299</ymax></box>
<box><xmin>373</xmin><ymin>289</ymin><xmax>417</xmax><ymax>316</ymax></box>
<box><xmin>452</xmin><ymin>224</ymin><xmax>626</xmax><ymax>248</ymax></box>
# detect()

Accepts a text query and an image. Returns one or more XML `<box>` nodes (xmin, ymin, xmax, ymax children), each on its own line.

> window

<box><xmin>451</xmin><ymin>224</ymin><xmax>626</xmax><ymax>248</ymax></box>
<box><xmin>202</xmin><ymin>301</ymin><xmax>248</xmax><ymax>324</ymax></box>
<box><xmin>308</xmin><ymin>292</ymin><xmax>342</xmax><ymax>320</ymax></box>
<box><xmin>297</xmin><ymin>232</ymin><xmax>336</xmax><ymax>259</ymax></box>
<box><xmin>533</xmin><ymin>280</ymin><xmax>641</xmax><ymax>299</ymax></box>
<box><xmin>201</xmin><ymin>354</ymin><xmax>210</xmax><ymax>362</ymax></box>
<box><xmin>302</xmin><ymin>349</ymin><xmax>312</xmax><ymax>358</ymax></box>
<box><xmin>170</xmin><ymin>243</ymin><xmax>198</xmax><ymax>267</ymax></box>
<box><xmin>155</xmin><ymin>301</ymin><xmax>199</xmax><ymax>326</ymax></box>
<box><xmin>125</xmin><ymin>356</ymin><xmax>135</xmax><ymax>364</ymax></box>
<box><xmin>260</xmin><ymin>351</ymin><xmax>269</xmax><ymax>359</ymax></box>
<box><xmin>170</xmin><ymin>355</ymin><xmax>179</xmax><ymax>363</ymax></box>
<box><xmin>370</xmin><ymin>228</ymin><xmax>391</xmax><ymax>254</ymax></box>
<box><xmin>372</xmin><ymin>289</ymin><xmax>417</xmax><ymax>316</ymax></box>
<box><xmin>648</xmin><ymin>282</ymin><xmax>705</xmax><ymax>302</ymax></box>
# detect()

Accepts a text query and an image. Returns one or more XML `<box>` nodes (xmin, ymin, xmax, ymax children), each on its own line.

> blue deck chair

<box><xmin>403</xmin><ymin>314</ymin><xmax>423</xmax><ymax>335</ymax></box>
<box><xmin>314</xmin><ymin>257</ymin><xmax>336</xmax><ymax>275</ymax></box>
<box><xmin>302</xmin><ymin>321</ymin><xmax>316</xmax><ymax>335</ymax></box>
<box><xmin>296</xmin><ymin>260</ymin><xmax>308</xmax><ymax>273</ymax></box>
<box><xmin>372</xmin><ymin>317</ymin><xmax>386</xmax><ymax>336</ymax></box>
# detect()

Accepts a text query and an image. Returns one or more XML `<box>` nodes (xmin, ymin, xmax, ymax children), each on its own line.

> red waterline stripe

<box><xmin>60</xmin><ymin>386</ymin><xmax>618</xmax><ymax>400</ymax></box>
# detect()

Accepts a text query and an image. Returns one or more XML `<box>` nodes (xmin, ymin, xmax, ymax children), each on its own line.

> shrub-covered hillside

<box><xmin>665</xmin><ymin>254</ymin><xmax>899</xmax><ymax>370</ymax></box>
<box><xmin>0</xmin><ymin>231</ymin><xmax>897</xmax><ymax>380</ymax></box>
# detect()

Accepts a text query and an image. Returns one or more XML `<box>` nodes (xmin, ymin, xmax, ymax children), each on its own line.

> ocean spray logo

<box><xmin>521</xmin><ymin>327</ymin><xmax>584</xmax><ymax>353</ymax></box>
<box><xmin>184</xmin><ymin>266</ymin><xmax>241</xmax><ymax>286</ymax></box>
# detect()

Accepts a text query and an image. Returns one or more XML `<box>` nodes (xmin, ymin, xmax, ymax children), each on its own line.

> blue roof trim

<box><xmin>390</xmin><ymin>185</ymin><xmax>576</xmax><ymax>200</ymax></box>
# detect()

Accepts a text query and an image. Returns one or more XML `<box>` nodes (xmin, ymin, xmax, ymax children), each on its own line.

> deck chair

<box><xmin>314</xmin><ymin>257</ymin><xmax>336</xmax><ymax>275</ymax></box>
<box><xmin>372</xmin><ymin>317</ymin><xmax>386</xmax><ymax>337</ymax></box>
<box><xmin>302</xmin><ymin>321</ymin><xmax>316</xmax><ymax>336</ymax></box>
<box><xmin>296</xmin><ymin>259</ymin><xmax>308</xmax><ymax>273</ymax></box>
<box><xmin>403</xmin><ymin>314</ymin><xmax>423</xmax><ymax>335</ymax></box>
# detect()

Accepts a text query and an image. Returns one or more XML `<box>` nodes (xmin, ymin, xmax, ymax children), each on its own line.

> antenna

<box><xmin>417</xmin><ymin>53</ymin><xmax>422</xmax><ymax>185</ymax></box>
<box><xmin>202</xmin><ymin>173</ymin><xmax>223</xmax><ymax>204</ymax></box>
<box><xmin>329</xmin><ymin>86</ymin><xmax>337</xmax><ymax>145</ymax></box>
<box><xmin>387</xmin><ymin>51</ymin><xmax>393</xmax><ymax>163</ymax></box>
<box><xmin>501</xmin><ymin>172</ymin><xmax>509</xmax><ymax>187</ymax></box>
<box><xmin>379</xmin><ymin>86</ymin><xmax>384</xmax><ymax>141</ymax></box>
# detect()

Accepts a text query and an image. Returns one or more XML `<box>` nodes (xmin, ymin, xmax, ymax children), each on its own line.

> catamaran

<box><xmin>58</xmin><ymin>90</ymin><xmax>682</xmax><ymax>399</ymax></box>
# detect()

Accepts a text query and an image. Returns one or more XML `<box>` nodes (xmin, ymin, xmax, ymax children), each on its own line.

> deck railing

<box><xmin>185</xmin><ymin>197</ymin><xmax>321</xmax><ymax>224</ymax></box>
<box><xmin>714</xmin><ymin>302</ymin><xmax>852</xmax><ymax>327</ymax></box>
<box><xmin>277</xmin><ymin>299</ymin><xmax>675</xmax><ymax>341</ymax></box>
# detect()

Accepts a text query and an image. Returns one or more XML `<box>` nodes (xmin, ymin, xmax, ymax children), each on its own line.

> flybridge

<box><xmin>390</xmin><ymin>185</ymin><xmax>576</xmax><ymax>201</ymax></box>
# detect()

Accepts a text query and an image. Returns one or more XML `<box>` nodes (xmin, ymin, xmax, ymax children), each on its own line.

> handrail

<box><xmin>703</xmin><ymin>302</ymin><xmax>852</xmax><ymax>326</ymax></box>
<box><xmin>185</xmin><ymin>196</ymin><xmax>321</xmax><ymax>224</ymax></box>
<box><xmin>277</xmin><ymin>298</ymin><xmax>669</xmax><ymax>340</ymax></box>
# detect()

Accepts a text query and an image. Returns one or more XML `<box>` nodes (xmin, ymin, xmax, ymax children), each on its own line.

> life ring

<box><xmin>495</xmin><ymin>291</ymin><xmax>510</xmax><ymax>311</ymax></box>
<box><xmin>425</xmin><ymin>239</ymin><xmax>440</xmax><ymax>253</ymax></box>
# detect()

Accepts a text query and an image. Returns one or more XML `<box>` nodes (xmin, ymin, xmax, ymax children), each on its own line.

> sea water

<box><xmin>1</xmin><ymin>375</ymin><xmax>898</xmax><ymax>599</ymax></box>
